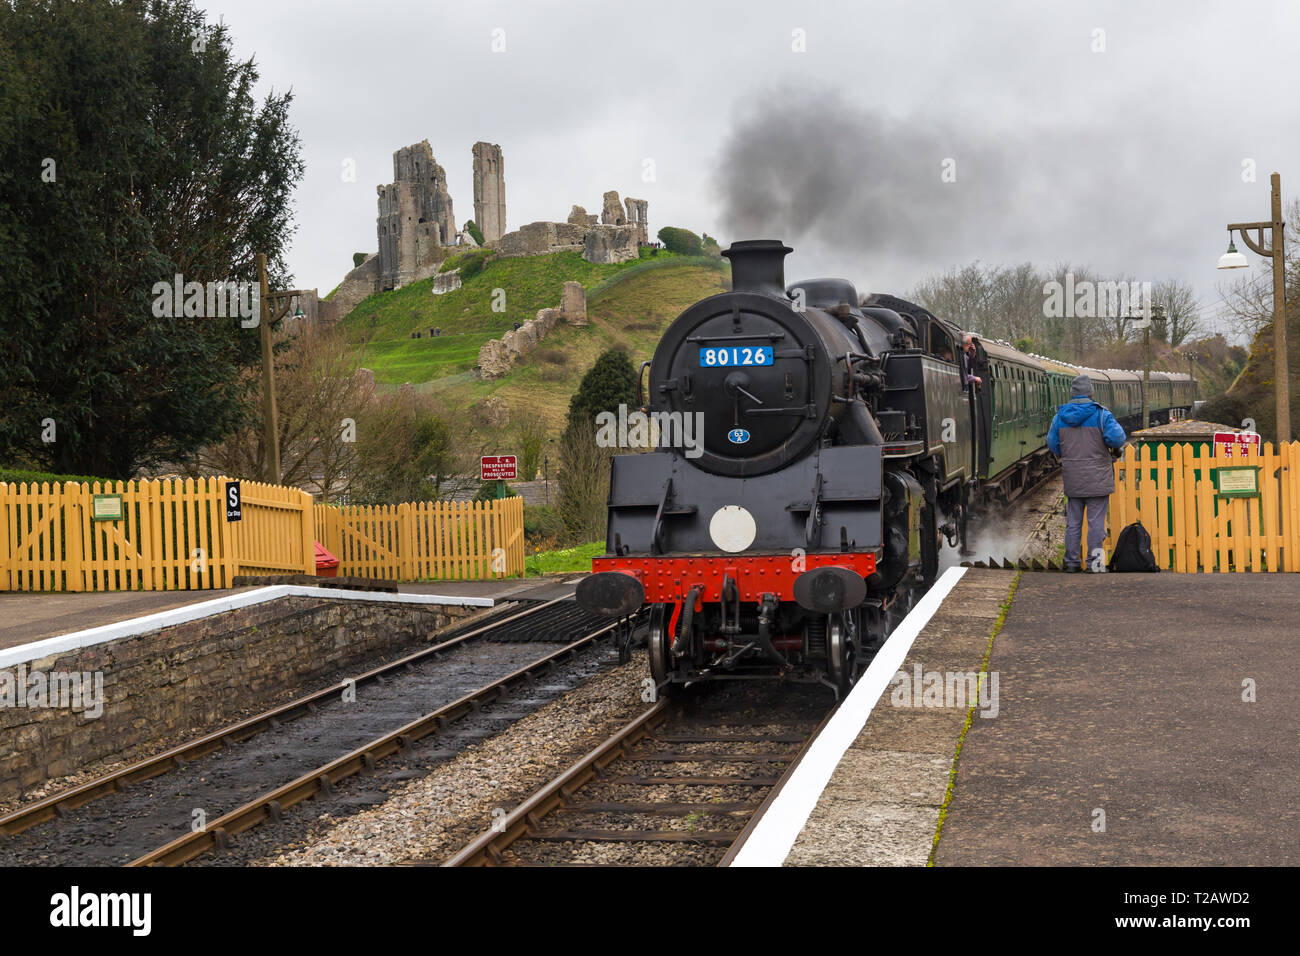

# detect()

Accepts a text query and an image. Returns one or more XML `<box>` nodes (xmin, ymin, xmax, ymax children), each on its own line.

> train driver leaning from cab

<box><xmin>961</xmin><ymin>334</ymin><xmax>982</xmax><ymax>389</ymax></box>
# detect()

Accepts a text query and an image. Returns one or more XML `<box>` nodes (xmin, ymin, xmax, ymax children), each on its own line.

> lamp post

<box><xmin>1219</xmin><ymin>171</ymin><xmax>1290</xmax><ymax>441</ymax></box>
<box><xmin>1139</xmin><ymin>304</ymin><xmax>1167</xmax><ymax>430</ymax></box>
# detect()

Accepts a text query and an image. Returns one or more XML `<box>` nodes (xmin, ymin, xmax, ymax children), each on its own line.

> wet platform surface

<box><xmin>786</xmin><ymin>569</ymin><xmax>1300</xmax><ymax>866</ymax></box>
<box><xmin>0</xmin><ymin>576</ymin><xmax>575</xmax><ymax>652</ymax></box>
<box><xmin>933</xmin><ymin>572</ymin><xmax>1300</xmax><ymax>865</ymax></box>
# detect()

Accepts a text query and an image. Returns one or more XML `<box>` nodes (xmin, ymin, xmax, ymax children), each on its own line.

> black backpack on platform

<box><xmin>1107</xmin><ymin>521</ymin><xmax>1160</xmax><ymax>573</ymax></box>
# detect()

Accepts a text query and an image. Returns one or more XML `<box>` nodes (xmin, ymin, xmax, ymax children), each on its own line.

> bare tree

<box><xmin>910</xmin><ymin>262</ymin><xmax>1000</xmax><ymax>334</ymax></box>
<box><xmin>988</xmin><ymin>262</ymin><xmax>1044</xmax><ymax>345</ymax></box>
<box><xmin>195</xmin><ymin>326</ymin><xmax>375</xmax><ymax>500</ymax></box>
<box><xmin>1153</xmin><ymin>279</ymin><xmax>1204</xmax><ymax>347</ymax></box>
<box><xmin>557</xmin><ymin>423</ymin><xmax>614</xmax><ymax>543</ymax></box>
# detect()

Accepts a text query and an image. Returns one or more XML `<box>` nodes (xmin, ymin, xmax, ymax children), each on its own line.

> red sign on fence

<box><xmin>1213</xmin><ymin>431</ymin><xmax>1261</xmax><ymax>458</ymax></box>
<box><xmin>480</xmin><ymin>455</ymin><xmax>518</xmax><ymax>481</ymax></box>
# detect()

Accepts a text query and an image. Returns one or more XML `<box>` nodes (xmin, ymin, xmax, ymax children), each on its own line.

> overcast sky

<box><xmin>204</xmin><ymin>0</ymin><xmax>1299</xmax><ymax>336</ymax></box>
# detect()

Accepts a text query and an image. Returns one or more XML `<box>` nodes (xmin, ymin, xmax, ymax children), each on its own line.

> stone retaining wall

<box><xmin>0</xmin><ymin>595</ymin><xmax>477</xmax><ymax>801</ymax></box>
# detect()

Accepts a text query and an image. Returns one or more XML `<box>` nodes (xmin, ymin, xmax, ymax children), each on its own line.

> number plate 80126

<box><xmin>698</xmin><ymin>346</ymin><xmax>773</xmax><ymax>367</ymax></box>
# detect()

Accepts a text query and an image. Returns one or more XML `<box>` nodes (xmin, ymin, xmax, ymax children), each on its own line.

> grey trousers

<box><xmin>1065</xmin><ymin>496</ymin><xmax>1110</xmax><ymax>569</ymax></box>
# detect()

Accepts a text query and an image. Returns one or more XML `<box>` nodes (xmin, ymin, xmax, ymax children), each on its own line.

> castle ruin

<box><xmin>318</xmin><ymin>138</ymin><xmax>650</xmax><ymax>323</ymax></box>
<box><xmin>376</xmin><ymin>140</ymin><xmax>457</xmax><ymax>291</ymax></box>
<box><xmin>472</xmin><ymin>142</ymin><xmax>507</xmax><ymax>242</ymax></box>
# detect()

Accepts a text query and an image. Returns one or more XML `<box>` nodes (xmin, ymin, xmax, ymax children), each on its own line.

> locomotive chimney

<box><xmin>723</xmin><ymin>239</ymin><xmax>793</xmax><ymax>298</ymax></box>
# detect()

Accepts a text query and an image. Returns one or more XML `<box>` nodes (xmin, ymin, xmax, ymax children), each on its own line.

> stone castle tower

<box><xmin>472</xmin><ymin>142</ymin><xmax>507</xmax><ymax>243</ymax></box>
<box><xmin>376</xmin><ymin>140</ymin><xmax>456</xmax><ymax>290</ymax></box>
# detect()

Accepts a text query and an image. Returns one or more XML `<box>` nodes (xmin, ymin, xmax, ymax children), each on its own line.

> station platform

<box><xmin>734</xmin><ymin>567</ymin><xmax>1300</xmax><ymax>866</ymax></box>
<box><xmin>0</xmin><ymin>576</ymin><xmax>571</xmax><ymax>653</ymax></box>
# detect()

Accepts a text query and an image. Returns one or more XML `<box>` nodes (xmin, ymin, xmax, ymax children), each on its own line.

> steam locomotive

<box><xmin>576</xmin><ymin>240</ymin><xmax>1195</xmax><ymax>696</ymax></box>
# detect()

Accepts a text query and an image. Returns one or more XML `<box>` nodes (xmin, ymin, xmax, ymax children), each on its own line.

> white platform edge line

<box><xmin>727</xmin><ymin>565</ymin><xmax>968</xmax><ymax>867</ymax></box>
<box><xmin>0</xmin><ymin>586</ymin><xmax>496</xmax><ymax>670</ymax></box>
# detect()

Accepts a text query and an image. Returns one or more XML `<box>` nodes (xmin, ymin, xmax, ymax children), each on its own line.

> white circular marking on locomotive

<box><xmin>709</xmin><ymin>505</ymin><xmax>757</xmax><ymax>553</ymax></box>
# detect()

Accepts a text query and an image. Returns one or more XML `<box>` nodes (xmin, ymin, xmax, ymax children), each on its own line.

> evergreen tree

<box><xmin>657</xmin><ymin>226</ymin><xmax>704</xmax><ymax>257</ymax></box>
<box><xmin>0</xmin><ymin>0</ymin><xmax>304</xmax><ymax>477</ymax></box>
<box><xmin>558</xmin><ymin>349</ymin><xmax>637</xmax><ymax>541</ymax></box>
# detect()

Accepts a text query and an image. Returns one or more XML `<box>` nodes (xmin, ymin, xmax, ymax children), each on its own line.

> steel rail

<box><xmin>129</xmin><ymin>620</ymin><xmax>621</xmax><ymax>867</ymax></box>
<box><xmin>715</xmin><ymin>700</ymin><xmax>838</xmax><ymax>866</ymax></box>
<box><xmin>445</xmin><ymin>696</ymin><xmax>835</xmax><ymax>867</ymax></box>
<box><xmin>443</xmin><ymin>700</ymin><xmax>671</xmax><ymax>866</ymax></box>
<box><xmin>0</xmin><ymin>595</ymin><xmax>568</xmax><ymax>839</ymax></box>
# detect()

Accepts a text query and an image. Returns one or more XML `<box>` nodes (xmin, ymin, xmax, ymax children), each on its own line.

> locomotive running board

<box><xmin>881</xmin><ymin>440</ymin><xmax>925</xmax><ymax>458</ymax></box>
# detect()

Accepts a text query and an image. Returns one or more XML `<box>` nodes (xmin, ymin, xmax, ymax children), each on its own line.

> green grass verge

<box><xmin>927</xmin><ymin>570</ymin><xmax>1022</xmax><ymax>866</ymax></box>
<box><xmin>429</xmin><ymin>260</ymin><xmax>730</xmax><ymax>429</ymax></box>
<box><xmin>341</xmin><ymin>249</ymin><xmax>711</xmax><ymax>385</ymax></box>
<box><xmin>524</xmin><ymin>541</ymin><xmax>604</xmax><ymax>576</ymax></box>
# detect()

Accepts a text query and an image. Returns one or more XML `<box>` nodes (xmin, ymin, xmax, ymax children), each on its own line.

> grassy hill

<box><xmin>436</xmin><ymin>257</ymin><xmax>729</xmax><ymax>431</ymax></box>
<box><xmin>338</xmin><ymin>248</ymin><xmax>729</xmax><ymax>430</ymax></box>
<box><xmin>341</xmin><ymin>249</ymin><xmax>723</xmax><ymax>386</ymax></box>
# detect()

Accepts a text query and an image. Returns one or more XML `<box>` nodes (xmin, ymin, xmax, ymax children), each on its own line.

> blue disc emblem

<box><xmin>728</xmin><ymin>428</ymin><xmax>750</xmax><ymax>444</ymax></box>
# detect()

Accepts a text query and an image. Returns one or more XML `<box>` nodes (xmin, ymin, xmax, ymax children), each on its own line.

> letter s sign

<box><xmin>226</xmin><ymin>480</ymin><xmax>242</xmax><ymax>522</ymax></box>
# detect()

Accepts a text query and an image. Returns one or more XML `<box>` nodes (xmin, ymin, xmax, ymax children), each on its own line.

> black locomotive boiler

<box><xmin>576</xmin><ymin>240</ymin><xmax>1194</xmax><ymax>697</ymax></box>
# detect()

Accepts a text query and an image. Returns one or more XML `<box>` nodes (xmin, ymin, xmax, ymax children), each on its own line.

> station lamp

<box><xmin>1217</xmin><ymin>236</ymin><xmax>1249</xmax><ymax>270</ymax></box>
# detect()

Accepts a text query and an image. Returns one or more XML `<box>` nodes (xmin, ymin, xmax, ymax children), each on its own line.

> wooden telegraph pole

<box><xmin>1226</xmin><ymin>172</ymin><xmax>1290</xmax><ymax>441</ymax></box>
<box><xmin>257</xmin><ymin>254</ymin><xmax>281</xmax><ymax>484</ymax></box>
<box><xmin>256</xmin><ymin>254</ymin><xmax>311</xmax><ymax>485</ymax></box>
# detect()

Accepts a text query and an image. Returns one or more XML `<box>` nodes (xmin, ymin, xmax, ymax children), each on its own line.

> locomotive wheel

<box><xmin>826</xmin><ymin>610</ymin><xmax>859</xmax><ymax>696</ymax></box>
<box><xmin>647</xmin><ymin>604</ymin><xmax>686</xmax><ymax>700</ymax></box>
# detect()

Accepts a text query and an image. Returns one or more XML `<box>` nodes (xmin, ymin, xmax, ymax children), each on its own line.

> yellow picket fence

<box><xmin>0</xmin><ymin>477</ymin><xmax>313</xmax><ymax>592</ymax></box>
<box><xmin>313</xmin><ymin>496</ymin><xmax>525</xmax><ymax>580</ymax></box>
<box><xmin>1102</xmin><ymin>441</ymin><xmax>1300</xmax><ymax>572</ymax></box>
<box><xmin>0</xmin><ymin>477</ymin><xmax>525</xmax><ymax>591</ymax></box>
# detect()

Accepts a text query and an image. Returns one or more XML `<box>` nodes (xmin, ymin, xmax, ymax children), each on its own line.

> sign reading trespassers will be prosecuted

<box><xmin>1213</xmin><ymin>431</ymin><xmax>1261</xmax><ymax>459</ymax></box>
<box><xmin>480</xmin><ymin>456</ymin><xmax>518</xmax><ymax>481</ymax></box>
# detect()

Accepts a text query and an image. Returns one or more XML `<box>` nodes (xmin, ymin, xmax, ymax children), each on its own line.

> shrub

<box><xmin>534</xmin><ymin>348</ymin><xmax>568</xmax><ymax>365</ymax></box>
<box><xmin>0</xmin><ymin>468</ymin><xmax>114</xmax><ymax>487</ymax></box>
<box><xmin>353</xmin><ymin>252</ymin><xmax>368</xmax><ymax>269</ymax></box>
<box><xmin>438</xmin><ymin>247</ymin><xmax>493</xmax><ymax>278</ymax></box>
<box><xmin>465</xmin><ymin>219</ymin><xmax>486</xmax><ymax>246</ymax></box>
<box><xmin>657</xmin><ymin>226</ymin><xmax>703</xmax><ymax>257</ymax></box>
<box><xmin>557</xmin><ymin>349</ymin><xmax>638</xmax><ymax>540</ymax></box>
<box><xmin>461</xmin><ymin>248</ymin><xmax>493</xmax><ymax>281</ymax></box>
<box><xmin>523</xmin><ymin>505</ymin><xmax>565</xmax><ymax>543</ymax></box>
<box><xmin>474</xmin><ymin>480</ymin><xmax>515</xmax><ymax>502</ymax></box>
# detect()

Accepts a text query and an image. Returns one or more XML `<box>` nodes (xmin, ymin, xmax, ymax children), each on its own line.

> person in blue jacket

<box><xmin>1047</xmin><ymin>375</ymin><xmax>1127</xmax><ymax>572</ymax></box>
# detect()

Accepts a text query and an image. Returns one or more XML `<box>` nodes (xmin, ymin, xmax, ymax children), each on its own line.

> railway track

<box><xmin>444</xmin><ymin>682</ymin><xmax>832</xmax><ymax>867</ymax></box>
<box><xmin>0</xmin><ymin>597</ymin><xmax>636</xmax><ymax>867</ymax></box>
